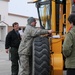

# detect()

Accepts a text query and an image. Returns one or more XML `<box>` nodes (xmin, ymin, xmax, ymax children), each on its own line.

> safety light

<box><xmin>73</xmin><ymin>0</ymin><xmax>75</xmax><ymax>3</ymax></box>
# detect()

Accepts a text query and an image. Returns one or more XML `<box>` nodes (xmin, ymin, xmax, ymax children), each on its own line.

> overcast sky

<box><xmin>8</xmin><ymin>0</ymin><xmax>38</xmax><ymax>18</ymax></box>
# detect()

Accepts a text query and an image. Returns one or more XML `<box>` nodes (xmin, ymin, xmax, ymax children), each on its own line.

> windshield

<box><xmin>36</xmin><ymin>0</ymin><xmax>51</xmax><ymax>29</ymax></box>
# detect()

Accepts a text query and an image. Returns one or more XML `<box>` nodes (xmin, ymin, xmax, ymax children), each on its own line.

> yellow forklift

<box><xmin>28</xmin><ymin>0</ymin><xmax>75</xmax><ymax>75</ymax></box>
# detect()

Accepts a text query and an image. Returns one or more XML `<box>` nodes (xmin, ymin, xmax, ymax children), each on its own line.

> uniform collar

<box><xmin>71</xmin><ymin>26</ymin><xmax>75</xmax><ymax>32</ymax></box>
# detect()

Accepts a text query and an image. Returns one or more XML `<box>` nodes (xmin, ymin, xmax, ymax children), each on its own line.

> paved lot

<box><xmin>0</xmin><ymin>41</ymin><xmax>11</xmax><ymax>75</ymax></box>
<box><xmin>0</xmin><ymin>41</ymin><xmax>66</xmax><ymax>75</ymax></box>
<box><xmin>0</xmin><ymin>41</ymin><xmax>22</xmax><ymax>75</ymax></box>
<box><xmin>0</xmin><ymin>41</ymin><xmax>9</xmax><ymax>60</ymax></box>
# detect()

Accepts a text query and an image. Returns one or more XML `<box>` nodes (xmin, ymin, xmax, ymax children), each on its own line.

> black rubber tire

<box><xmin>32</xmin><ymin>36</ymin><xmax>50</xmax><ymax>75</ymax></box>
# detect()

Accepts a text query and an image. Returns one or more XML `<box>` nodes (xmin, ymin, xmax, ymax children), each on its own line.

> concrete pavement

<box><xmin>0</xmin><ymin>41</ymin><xmax>11</xmax><ymax>75</ymax></box>
<box><xmin>0</xmin><ymin>41</ymin><xmax>66</xmax><ymax>75</ymax></box>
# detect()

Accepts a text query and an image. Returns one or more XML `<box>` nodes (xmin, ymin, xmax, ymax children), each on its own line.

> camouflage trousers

<box><xmin>19</xmin><ymin>54</ymin><xmax>32</xmax><ymax>75</ymax></box>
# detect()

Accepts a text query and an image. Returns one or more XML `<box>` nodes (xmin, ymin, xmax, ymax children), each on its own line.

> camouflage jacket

<box><xmin>63</xmin><ymin>26</ymin><xmax>75</xmax><ymax>68</ymax></box>
<box><xmin>18</xmin><ymin>25</ymin><xmax>48</xmax><ymax>55</ymax></box>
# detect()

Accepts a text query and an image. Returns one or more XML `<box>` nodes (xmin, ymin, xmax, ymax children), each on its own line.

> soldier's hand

<box><xmin>6</xmin><ymin>49</ymin><xmax>9</xmax><ymax>53</ymax></box>
<box><xmin>48</xmin><ymin>30</ymin><xmax>55</xmax><ymax>34</ymax></box>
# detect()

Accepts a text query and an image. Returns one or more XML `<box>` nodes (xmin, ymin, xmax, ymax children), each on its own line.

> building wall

<box><xmin>8</xmin><ymin>13</ymin><xmax>40</xmax><ymax>27</ymax></box>
<box><xmin>0</xmin><ymin>0</ymin><xmax>9</xmax><ymax>23</ymax></box>
<box><xmin>0</xmin><ymin>27</ymin><xmax>1</xmax><ymax>40</ymax></box>
<box><xmin>1</xmin><ymin>26</ymin><xmax>6</xmax><ymax>41</ymax></box>
<box><xmin>0</xmin><ymin>0</ymin><xmax>40</xmax><ymax>41</ymax></box>
<box><xmin>0</xmin><ymin>23</ymin><xmax>8</xmax><ymax>41</ymax></box>
<box><xmin>8</xmin><ymin>26</ymin><xmax>13</xmax><ymax>32</ymax></box>
<box><xmin>0</xmin><ymin>0</ymin><xmax>40</xmax><ymax>28</ymax></box>
<box><xmin>8</xmin><ymin>14</ymin><xmax>28</xmax><ymax>27</ymax></box>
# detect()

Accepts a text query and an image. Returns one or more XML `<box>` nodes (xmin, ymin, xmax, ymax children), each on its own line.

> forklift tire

<box><xmin>32</xmin><ymin>36</ymin><xmax>50</xmax><ymax>75</ymax></box>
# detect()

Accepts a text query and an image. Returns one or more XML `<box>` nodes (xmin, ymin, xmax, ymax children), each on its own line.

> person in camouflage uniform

<box><xmin>63</xmin><ymin>13</ymin><xmax>75</xmax><ymax>75</ymax></box>
<box><xmin>18</xmin><ymin>17</ymin><xmax>54</xmax><ymax>75</ymax></box>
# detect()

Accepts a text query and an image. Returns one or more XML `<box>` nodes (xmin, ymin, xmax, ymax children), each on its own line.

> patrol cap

<box><xmin>27</xmin><ymin>17</ymin><xmax>36</xmax><ymax>25</ymax></box>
